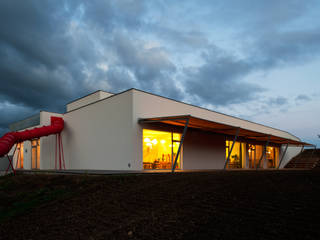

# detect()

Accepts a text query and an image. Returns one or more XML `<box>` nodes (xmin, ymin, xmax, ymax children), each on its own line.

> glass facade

<box><xmin>143</xmin><ymin>129</ymin><xmax>181</xmax><ymax>170</ymax></box>
<box><xmin>227</xmin><ymin>141</ymin><xmax>279</xmax><ymax>169</ymax></box>
<box><xmin>266</xmin><ymin>146</ymin><xmax>279</xmax><ymax>168</ymax></box>
<box><xmin>15</xmin><ymin>142</ymin><xmax>24</xmax><ymax>169</ymax></box>
<box><xmin>226</xmin><ymin>141</ymin><xmax>246</xmax><ymax>169</ymax></box>
<box><xmin>31</xmin><ymin>139</ymin><xmax>40</xmax><ymax>169</ymax></box>
<box><xmin>248</xmin><ymin>144</ymin><xmax>263</xmax><ymax>168</ymax></box>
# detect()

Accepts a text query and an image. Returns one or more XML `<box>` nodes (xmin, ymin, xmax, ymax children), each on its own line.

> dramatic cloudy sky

<box><xmin>0</xmin><ymin>0</ymin><xmax>319</xmax><ymax>146</ymax></box>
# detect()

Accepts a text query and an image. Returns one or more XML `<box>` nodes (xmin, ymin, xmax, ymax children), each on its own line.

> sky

<box><xmin>0</xmin><ymin>0</ymin><xmax>319</xmax><ymax>146</ymax></box>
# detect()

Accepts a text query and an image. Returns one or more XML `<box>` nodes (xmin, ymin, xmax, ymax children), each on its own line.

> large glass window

<box><xmin>266</xmin><ymin>146</ymin><xmax>279</xmax><ymax>168</ymax></box>
<box><xmin>226</xmin><ymin>141</ymin><xmax>246</xmax><ymax>168</ymax></box>
<box><xmin>31</xmin><ymin>139</ymin><xmax>40</xmax><ymax>169</ymax></box>
<box><xmin>15</xmin><ymin>143</ymin><xmax>24</xmax><ymax>169</ymax></box>
<box><xmin>143</xmin><ymin>129</ymin><xmax>182</xmax><ymax>170</ymax></box>
<box><xmin>248</xmin><ymin>144</ymin><xmax>263</xmax><ymax>168</ymax></box>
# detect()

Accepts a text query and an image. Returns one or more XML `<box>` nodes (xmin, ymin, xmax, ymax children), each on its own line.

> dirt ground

<box><xmin>1</xmin><ymin>170</ymin><xmax>320</xmax><ymax>240</ymax></box>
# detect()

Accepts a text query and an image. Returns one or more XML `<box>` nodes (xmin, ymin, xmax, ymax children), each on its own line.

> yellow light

<box><xmin>248</xmin><ymin>149</ymin><xmax>251</xmax><ymax>153</ymax></box>
<box><xmin>160</xmin><ymin>139</ymin><xmax>166</xmax><ymax>144</ymax></box>
<box><xmin>152</xmin><ymin>139</ymin><xmax>158</xmax><ymax>145</ymax></box>
<box><xmin>146</xmin><ymin>142</ymin><xmax>152</xmax><ymax>147</ymax></box>
<box><xmin>144</xmin><ymin>138</ymin><xmax>151</xmax><ymax>143</ymax></box>
<box><xmin>169</xmin><ymin>144</ymin><xmax>172</xmax><ymax>147</ymax></box>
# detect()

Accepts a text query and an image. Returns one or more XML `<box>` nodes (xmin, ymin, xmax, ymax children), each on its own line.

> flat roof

<box><xmin>66</xmin><ymin>90</ymin><xmax>115</xmax><ymax>105</ymax></box>
<box><xmin>139</xmin><ymin>115</ymin><xmax>313</xmax><ymax>146</ymax></box>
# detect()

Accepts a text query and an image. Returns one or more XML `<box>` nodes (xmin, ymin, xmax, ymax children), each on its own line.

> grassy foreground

<box><xmin>1</xmin><ymin>171</ymin><xmax>320</xmax><ymax>239</ymax></box>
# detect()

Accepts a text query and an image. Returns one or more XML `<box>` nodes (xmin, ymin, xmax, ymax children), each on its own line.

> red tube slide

<box><xmin>0</xmin><ymin>116</ymin><xmax>64</xmax><ymax>157</ymax></box>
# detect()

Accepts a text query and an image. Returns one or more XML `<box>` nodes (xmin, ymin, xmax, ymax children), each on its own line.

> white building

<box><xmin>9</xmin><ymin>88</ymin><xmax>311</xmax><ymax>172</ymax></box>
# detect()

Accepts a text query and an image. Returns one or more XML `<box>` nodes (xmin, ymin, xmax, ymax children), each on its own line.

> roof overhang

<box><xmin>139</xmin><ymin>115</ymin><xmax>313</xmax><ymax>147</ymax></box>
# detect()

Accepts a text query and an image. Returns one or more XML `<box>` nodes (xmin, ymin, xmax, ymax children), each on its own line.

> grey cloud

<box><xmin>268</xmin><ymin>97</ymin><xmax>288</xmax><ymax>106</ymax></box>
<box><xmin>106</xmin><ymin>67</ymin><xmax>136</xmax><ymax>91</ymax></box>
<box><xmin>295</xmin><ymin>94</ymin><xmax>311</xmax><ymax>102</ymax></box>
<box><xmin>253</xmin><ymin>29</ymin><xmax>320</xmax><ymax>68</ymax></box>
<box><xmin>182</xmin><ymin>27</ymin><xmax>320</xmax><ymax>107</ymax></box>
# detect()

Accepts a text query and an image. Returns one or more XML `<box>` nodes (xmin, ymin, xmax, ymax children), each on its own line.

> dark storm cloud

<box><xmin>0</xmin><ymin>0</ymin><xmax>150</xmax><ymax>135</ymax></box>
<box><xmin>0</xmin><ymin>102</ymin><xmax>35</xmax><ymax>133</ymax></box>
<box><xmin>149</xmin><ymin>25</ymin><xmax>209</xmax><ymax>49</ymax></box>
<box><xmin>83</xmin><ymin>0</ymin><xmax>146</xmax><ymax>30</ymax></box>
<box><xmin>111</xmin><ymin>33</ymin><xmax>182</xmax><ymax>99</ymax></box>
<box><xmin>183</xmin><ymin>46</ymin><xmax>264</xmax><ymax>106</ymax></box>
<box><xmin>1</xmin><ymin>0</ymin><xmax>320</xmax><ymax>137</ymax></box>
<box><xmin>0</xmin><ymin>0</ymin><xmax>89</xmax><ymax>110</ymax></box>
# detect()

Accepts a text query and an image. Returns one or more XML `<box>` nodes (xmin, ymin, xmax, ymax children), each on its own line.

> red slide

<box><xmin>0</xmin><ymin>116</ymin><xmax>64</xmax><ymax>158</ymax></box>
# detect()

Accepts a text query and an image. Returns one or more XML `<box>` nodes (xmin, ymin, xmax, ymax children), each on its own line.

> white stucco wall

<box><xmin>61</xmin><ymin>90</ymin><xmax>135</xmax><ymax>170</ymax></box>
<box><xmin>132</xmin><ymin>90</ymin><xmax>299</xmax><ymax>141</ymax></box>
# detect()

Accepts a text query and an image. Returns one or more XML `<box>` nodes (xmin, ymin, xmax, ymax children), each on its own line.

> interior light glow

<box><xmin>144</xmin><ymin>138</ymin><xmax>151</xmax><ymax>143</ymax></box>
<box><xmin>152</xmin><ymin>139</ymin><xmax>158</xmax><ymax>145</ymax></box>
<box><xmin>160</xmin><ymin>139</ymin><xmax>166</xmax><ymax>144</ymax></box>
<box><xmin>146</xmin><ymin>142</ymin><xmax>152</xmax><ymax>147</ymax></box>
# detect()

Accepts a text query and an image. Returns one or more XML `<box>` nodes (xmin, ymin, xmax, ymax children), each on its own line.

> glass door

<box><xmin>226</xmin><ymin>141</ymin><xmax>242</xmax><ymax>168</ymax></box>
<box><xmin>248</xmin><ymin>144</ymin><xmax>263</xmax><ymax>168</ymax></box>
<box><xmin>248</xmin><ymin>144</ymin><xmax>256</xmax><ymax>168</ymax></box>
<box><xmin>16</xmin><ymin>143</ymin><xmax>24</xmax><ymax>168</ymax></box>
<box><xmin>266</xmin><ymin>147</ymin><xmax>279</xmax><ymax>168</ymax></box>
<box><xmin>31</xmin><ymin>139</ymin><xmax>40</xmax><ymax>169</ymax></box>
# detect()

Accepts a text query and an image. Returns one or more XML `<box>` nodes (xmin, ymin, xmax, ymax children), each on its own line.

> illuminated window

<box><xmin>226</xmin><ymin>141</ymin><xmax>246</xmax><ymax>168</ymax></box>
<box><xmin>31</xmin><ymin>139</ymin><xmax>40</xmax><ymax>169</ymax></box>
<box><xmin>143</xmin><ymin>129</ymin><xmax>182</xmax><ymax>170</ymax></box>
<box><xmin>248</xmin><ymin>144</ymin><xmax>263</xmax><ymax>168</ymax></box>
<box><xmin>15</xmin><ymin>143</ymin><xmax>24</xmax><ymax>169</ymax></box>
<box><xmin>266</xmin><ymin>146</ymin><xmax>279</xmax><ymax>168</ymax></box>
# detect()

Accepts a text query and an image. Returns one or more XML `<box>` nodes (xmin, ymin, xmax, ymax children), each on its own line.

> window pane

<box><xmin>226</xmin><ymin>141</ymin><xmax>242</xmax><ymax>169</ymax></box>
<box><xmin>143</xmin><ymin>129</ymin><xmax>181</xmax><ymax>170</ymax></box>
<box><xmin>37</xmin><ymin>140</ymin><xmax>40</xmax><ymax>169</ymax></box>
<box><xmin>32</xmin><ymin>147</ymin><xmax>37</xmax><ymax>169</ymax></box>
<box><xmin>255</xmin><ymin>145</ymin><xmax>263</xmax><ymax>168</ymax></box>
